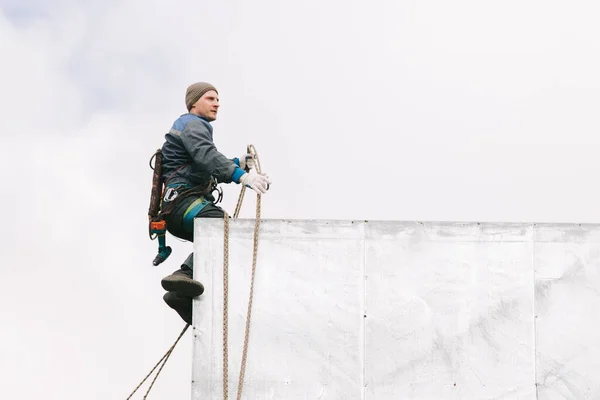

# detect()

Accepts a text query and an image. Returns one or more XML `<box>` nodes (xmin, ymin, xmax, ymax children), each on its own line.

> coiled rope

<box><xmin>127</xmin><ymin>144</ymin><xmax>264</xmax><ymax>399</ymax></box>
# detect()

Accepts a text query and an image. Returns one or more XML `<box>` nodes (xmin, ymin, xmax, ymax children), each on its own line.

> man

<box><xmin>158</xmin><ymin>82</ymin><xmax>272</xmax><ymax>324</ymax></box>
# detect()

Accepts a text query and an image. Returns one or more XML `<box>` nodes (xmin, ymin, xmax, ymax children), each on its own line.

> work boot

<box><xmin>161</xmin><ymin>268</ymin><xmax>204</xmax><ymax>297</ymax></box>
<box><xmin>163</xmin><ymin>292</ymin><xmax>192</xmax><ymax>325</ymax></box>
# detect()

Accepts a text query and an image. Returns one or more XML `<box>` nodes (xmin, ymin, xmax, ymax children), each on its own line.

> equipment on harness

<box><xmin>210</xmin><ymin>182</ymin><xmax>223</xmax><ymax>204</ymax></box>
<box><xmin>148</xmin><ymin>149</ymin><xmax>164</xmax><ymax>222</ymax></box>
<box><xmin>151</xmin><ymin>219</ymin><xmax>172</xmax><ymax>266</ymax></box>
<box><xmin>148</xmin><ymin>149</ymin><xmax>172</xmax><ymax>266</ymax></box>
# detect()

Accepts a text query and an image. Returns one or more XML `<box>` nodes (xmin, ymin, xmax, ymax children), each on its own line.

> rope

<box><xmin>126</xmin><ymin>323</ymin><xmax>190</xmax><ymax>399</ymax></box>
<box><xmin>222</xmin><ymin>215</ymin><xmax>230</xmax><ymax>397</ymax></box>
<box><xmin>222</xmin><ymin>144</ymin><xmax>263</xmax><ymax>399</ymax></box>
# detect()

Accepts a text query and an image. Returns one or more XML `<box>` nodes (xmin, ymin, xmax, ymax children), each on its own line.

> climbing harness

<box><xmin>147</xmin><ymin>151</ymin><xmax>219</xmax><ymax>266</ymax></box>
<box><xmin>129</xmin><ymin>144</ymin><xmax>266</xmax><ymax>399</ymax></box>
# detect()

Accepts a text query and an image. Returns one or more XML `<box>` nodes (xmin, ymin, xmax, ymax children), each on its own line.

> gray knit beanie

<box><xmin>185</xmin><ymin>82</ymin><xmax>218</xmax><ymax>111</ymax></box>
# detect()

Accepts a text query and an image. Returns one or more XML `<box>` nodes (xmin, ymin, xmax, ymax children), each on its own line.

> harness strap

<box><xmin>166</xmin><ymin>182</ymin><xmax>191</xmax><ymax>189</ymax></box>
<box><xmin>183</xmin><ymin>196</ymin><xmax>211</xmax><ymax>231</ymax></box>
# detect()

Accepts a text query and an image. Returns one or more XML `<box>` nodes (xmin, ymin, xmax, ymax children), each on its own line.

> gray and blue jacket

<box><xmin>161</xmin><ymin>113</ymin><xmax>246</xmax><ymax>190</ymax></box>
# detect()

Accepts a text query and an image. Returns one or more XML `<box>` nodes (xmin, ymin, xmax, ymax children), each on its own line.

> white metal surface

<box><xmin>534</xmin><ymin>225</ymin><xmax>600</xmax><ymax>399</ymax></box>
<box><xmin>191</xmin><ymin>220</ymin><xmax>600</xmax><ymax>399</ymax></box>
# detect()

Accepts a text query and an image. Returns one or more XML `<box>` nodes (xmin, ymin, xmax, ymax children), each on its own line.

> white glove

<box><xmin>239</xmin><ymin>172</ymin><xmax>272</xmax><ymax>194</ymax></box>
<box><xmin>239</xmin><ymin>153</ymin><xmax>256</xmax><ymax>171</ymax></box>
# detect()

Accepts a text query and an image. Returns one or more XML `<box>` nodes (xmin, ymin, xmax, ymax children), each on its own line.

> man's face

<box><xmin>191</xmin><ymin>90</ymin><xmax>219</xmax><ymax>121</ymax></box>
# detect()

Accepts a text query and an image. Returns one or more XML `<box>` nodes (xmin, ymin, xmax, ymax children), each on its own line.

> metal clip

<box><xmin>163</xmin><ymin>187</ymin><xmax>179</xmax><ymax>202</ymax></box>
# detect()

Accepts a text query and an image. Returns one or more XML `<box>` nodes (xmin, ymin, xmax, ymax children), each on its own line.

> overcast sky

<box><xmin>2</xmin><ymin>0</ymin><xmax>600</xmax><ymax>399</ymax></box>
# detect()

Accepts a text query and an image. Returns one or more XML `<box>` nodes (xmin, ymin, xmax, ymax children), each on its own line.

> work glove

<box><xmin>239</xmin><ymin>172</ymin><xmax>272</xmax><ymax>194</ymax></box>
<box><xmin>239</xmin><ymin>153</ymin><xmax>256</xmax><ymax>171</ymax></box>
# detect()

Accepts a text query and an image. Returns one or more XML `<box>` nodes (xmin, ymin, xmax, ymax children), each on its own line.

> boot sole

<box><xmin>163</xmin><ymin>292</ymin><xmax>191</xmax><ymax>308</ymax></box>
<box><xmin>163</xmin><ymin>292</ymin><xmax>193</xmax><ymax>325</ymax></box>
<box><xmin>161</xmin><ymin>275</ymin><xmax>205</xmax><ymax>297</ymax></box>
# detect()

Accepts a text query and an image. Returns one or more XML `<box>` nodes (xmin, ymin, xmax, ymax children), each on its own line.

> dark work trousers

<box><xmin>163</xmin><ymin>192</ymin><xmax>226</xmax><ymax>277</ymax></box>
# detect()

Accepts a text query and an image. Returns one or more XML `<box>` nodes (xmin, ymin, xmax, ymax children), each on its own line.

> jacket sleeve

<box><xmin>180</xmin><ymin>119</ymin><xmax>245</xmax><ymax>183</ymax></box>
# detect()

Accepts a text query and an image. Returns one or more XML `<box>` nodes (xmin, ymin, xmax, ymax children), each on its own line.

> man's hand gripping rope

<box><xmin>238</xmin><ymin>146</ymin><xmax>271</xmax><ymax>194</ymax></box>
